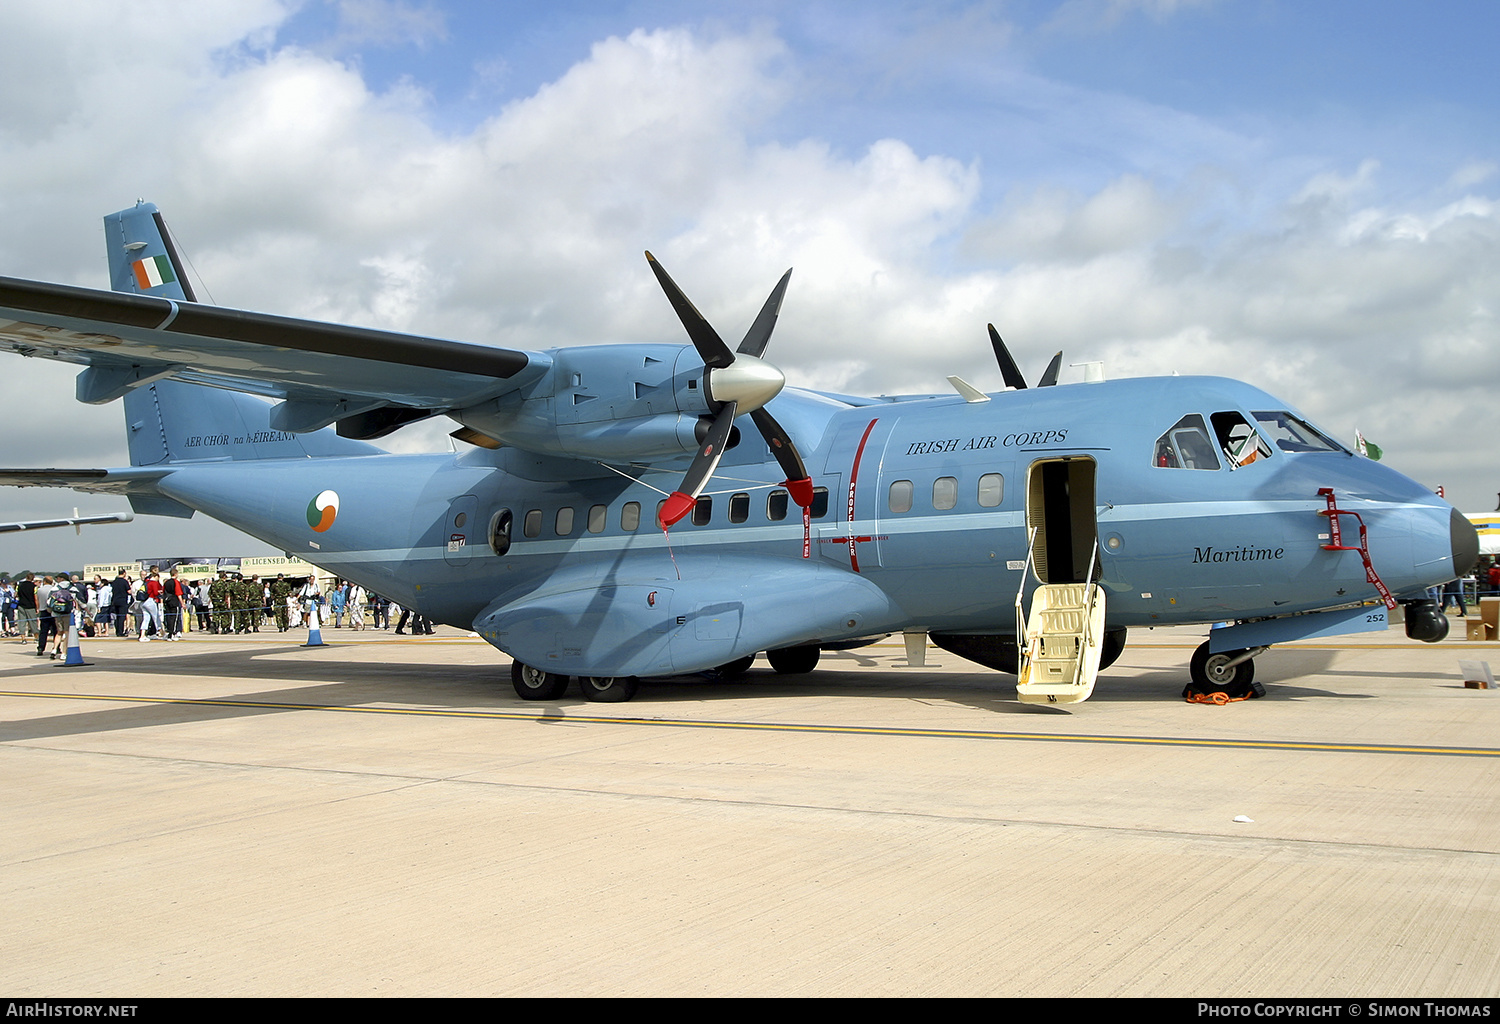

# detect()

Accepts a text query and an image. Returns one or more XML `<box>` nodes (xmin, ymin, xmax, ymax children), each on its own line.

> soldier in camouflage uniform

<box><xmin>229</xmin><ymin>574</ymin><xmax>249</xmax><ymax>633</ymax></box>
<box><xmin>210</xmin><ymin>572</ymin><xmax>233</xmax><ymax>634</ymax></box>
<box><xmin>270</xmin><ymin>573</ymin><xmax>292</xmax><ymax>632</ymax></box>
<box><xmin>240</xmin><ymin>575</ymin><xmax>262</xmax><ymax>632</ymax></box>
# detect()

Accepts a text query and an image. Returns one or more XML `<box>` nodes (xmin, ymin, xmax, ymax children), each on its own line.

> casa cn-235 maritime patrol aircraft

<box><xmin>0</xmin><ymin>202</ymin><xmax>1479</xmax><ymax>704</ymax></box>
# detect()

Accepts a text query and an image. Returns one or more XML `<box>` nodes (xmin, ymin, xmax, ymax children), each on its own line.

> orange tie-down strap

<box><xmin>1186</xmin><ymin>690</ymin><xmax>1251</xmax><ymax>705</ymax></box>
<box><xmin>1183</xmin><ymin>681</ymin><xmax>1267</xmax><ymax>705</ymax></box>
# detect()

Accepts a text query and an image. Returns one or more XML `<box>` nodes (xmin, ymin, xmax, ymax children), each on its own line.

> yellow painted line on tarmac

<box><xmin>2</xmin><ymin>689</ymin><xmax>1498</xmax><ymax>759</ymax></box>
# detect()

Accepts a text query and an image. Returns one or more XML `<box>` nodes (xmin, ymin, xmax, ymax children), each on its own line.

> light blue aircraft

<box><xmin>0</xmin><ymin>203</ymin><xmax>1479</xmax><ymax>703</ymax></box>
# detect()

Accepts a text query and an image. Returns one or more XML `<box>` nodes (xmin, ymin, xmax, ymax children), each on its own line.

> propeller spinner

<box><xmin>645</xmin><ymin>253</ymin><xmax>813</xmax><ymax>528</ymax></box>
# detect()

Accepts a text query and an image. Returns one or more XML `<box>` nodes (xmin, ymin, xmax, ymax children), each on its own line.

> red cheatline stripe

<box><xmin>846</xmin><ymin>418</ymin><xmax>879</xmax><ymax>572</ymax></box>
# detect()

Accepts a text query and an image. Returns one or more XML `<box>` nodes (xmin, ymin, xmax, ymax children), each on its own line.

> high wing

<box><xmin>0</xmin><ymin>274</ymin><xmax>551</xmax><ymax>437</ymax></box>
<box><xmin>0</xmin><ymin>203</ymin><xmax>830</xmax><ymax>533</ymax></box>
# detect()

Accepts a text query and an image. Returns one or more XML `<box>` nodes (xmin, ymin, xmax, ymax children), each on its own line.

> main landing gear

<box><xmin>511</xmin><ymin>646</ymin><xmax>824</xmax><ymax>703</ymax></box>
<box><xmin>577</xmin><ymin>675</ymin><xmax>639</xmax><ymax>702</ymax></box>
<box><xmin>511</xmin><ymin>661</ymin><xmax>570</xmax><ymax>701</ymax></box>
<box><xmin>510</xmin><ymin>662</ymin><xmax>639</xmax><ymax>702</ymax></box>
<box><xmin>765</xmin><ymin>644</ymin><xmax>820</xmax><ymax>675</ymax></box>
<box><xmin>1184</xmin><ymin>642</ymin><xmax>1266</xmax><ymax>701</ymax></box>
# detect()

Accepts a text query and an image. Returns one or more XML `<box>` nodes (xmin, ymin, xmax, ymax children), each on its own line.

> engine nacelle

<box><xmin>453</xmin><ymin>343</ymin><xmax>716</xmax><ymax>460</ymax></box>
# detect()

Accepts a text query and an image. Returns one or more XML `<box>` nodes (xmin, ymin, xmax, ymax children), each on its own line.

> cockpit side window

<box><xmin>1153</xmin><ymin>414</ymin><xmax>1220</xmax><ymax>470</ymax></box>
<box><xmin>1252</xmin><ymin>411</ymin><xmax>1347</xmax><ymax>454</ymax></box>
<box><xmin>1211</xmin><ymin>412</ymin><xmax>1273</xmax><ymax>468</ymax></box>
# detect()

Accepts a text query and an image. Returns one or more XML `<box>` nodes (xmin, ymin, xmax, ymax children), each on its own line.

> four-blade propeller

<box><xmin>646</xmin><ymin>253</ymin><xmax>813</xmax><ymax>528</ymax></box>
<box><xmin>644</xmin><ymin>258</ymin><xmax>1056</xmax><ymax>530</ymax></box>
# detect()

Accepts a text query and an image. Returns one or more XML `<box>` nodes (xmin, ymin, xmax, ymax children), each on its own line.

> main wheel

<box><xmin>579</xmin><ymin>675</ymin><xmax>639</xmax><ymax>702</ymax></box>
<box><xmin>713</xmin><ymin>655</ymin><xmax>755</xmax><ymax>679</ymax></box>
<box><xmin>1186</xmin><ymin>642</ymin><xmax>1256</xmax><ymax>698</ymax></box>
<box><xmin>766</xmin><ymin>645</ymin><xmax>820</xmax><ymax>674</ymax></box>
<box><xmin>511</xmin><ymin>661</ymin><xmax>570</xmax><ymax>701</ymax></box>
<box><xmin>1099</xmin><ymin>628</ymin><xmax>1127</xmax><ymax>671</ymax></box>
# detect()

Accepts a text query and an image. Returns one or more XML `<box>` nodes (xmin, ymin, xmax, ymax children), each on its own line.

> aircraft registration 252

<box><xmin>0</xmin><ymin>202</ymin><xmax>1478</xmax><ymax>704</ymax></box>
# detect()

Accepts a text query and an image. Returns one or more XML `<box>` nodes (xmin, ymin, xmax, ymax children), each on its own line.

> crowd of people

<box><xmin>0</xmin><ymin>567</ymin><xmax>434</xmax><ymax>652</ymax></box>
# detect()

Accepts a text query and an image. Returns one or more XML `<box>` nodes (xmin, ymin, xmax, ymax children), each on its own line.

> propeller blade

<box><xmin>737</xmin><ymin>268</ymin><xmax>792</xmax><ymax>358</ymax></box>
<box><xmin>1038</xmin><ymin>351</ymin><xmax>1063</xmax><ymax>388</ymax></box>
<box><xmin>987</xmin><ymin>324</ymin><xmax>1028</xmax><ymax>390</ymax></box>
<box><xmin>659</xmin><ymin>400</ymin><xmax>738</xmax><ymax>527</ymax></box>
<box><xmin>750</xmin><ymin>407</ymin><xmax>813</xmax><ymax>508</ymax></box>
<box><xmin>645</xmin><ymin>251</ymin><xmax>735</xmax><ymax>370</ymax></box>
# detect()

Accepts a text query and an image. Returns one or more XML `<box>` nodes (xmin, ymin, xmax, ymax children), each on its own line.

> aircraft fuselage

<box><xmin>148</xmin><ymin>369</ymin><xmax>1466</xmax><ymax>678</ymax></box>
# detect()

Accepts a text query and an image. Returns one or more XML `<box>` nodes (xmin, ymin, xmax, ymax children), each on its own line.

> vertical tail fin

<box><xmin>104</xmin><ymin>203</ymin><xmax>381</xmax><ymax>466</ymax></box>
<box><xmin>105</xmin><ymin>202</ymin><xmax>196</xmax><ymax>301</ymax></box>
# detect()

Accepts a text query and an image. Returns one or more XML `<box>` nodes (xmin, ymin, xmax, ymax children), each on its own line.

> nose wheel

<box><xmin>1185</xmin><ymin>642</ymin><xmax>1264</xmax><ymax>700</ymax></box>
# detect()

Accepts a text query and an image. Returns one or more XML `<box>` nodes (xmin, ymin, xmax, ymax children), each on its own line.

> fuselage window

<box><xmin>488</xmin><ymin>509</ymin><xmax>512</xmax><ymax>556</ymax></box>
<box><xmin>692</xmin><ymin>496</ymin><xmax>712</xmax><ymax>526</ymax></box>
<box><xmin>729</xmin><ymin>492</ymin><xmax>750</xmax><ymax>524</ymax></box>
<box><xmin>1153</xmin><ymin>415</ymin><xmax>1220</xmax><ymax>470</ymax></box>
<box><xmin>523</xmin><ymin>508</ymin><xmax>542</xmax><ymax>538</ymax></box>
<box><xmin>768</xmin><ymin>489</ymin><xmax>788</xmax><ymax>521</ymax></box>
<box><xmin>933</xmin><ymin>476</ymin><xmax>958</xmax><ymax>510</ymax></box>
<box><xmin>1211</xmin><ymin>412</ymin><xmax>1273</xmax><ymax>468</ymax></box>
<box><xmin>811</xmin><ymin>487</ymin><xmax>830</xmax><ymax>518</ymax></box>
<box><xmin>621</xmin><ymin>501</ymin><xmax>641</xmax><ymax>531</ymax></box>
<box><xmin>555</xmin><ymin>507</ymin><xmax>575</xmax><ymax>536</ymax></box>
<box><xmin>978</xmin><ymin>473</ymin><xmax>1003</xmax><ymax>507</ymax></box>
<box><xmin>587</xmin><ymin>504</ymin><xmax>607</xmax><ymax>533</ymax></box>
<box><xmin>769</xmin><ymin>488</ymin><xmax>829</xmax><ymax>519</ymax></box>
<box><xmin>1252</xmin><ymin>411</ymin><xmax>1347</xmax><ymax>454</ymax></box>
<box><xmin>888</xmin><ymin>480</ymin><xmax>913</xmax><ymax>513</ymax></box>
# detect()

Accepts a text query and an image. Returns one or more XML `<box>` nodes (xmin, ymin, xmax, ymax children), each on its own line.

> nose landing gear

<box><xmin>1184</xmin><ymin>642</ymin><xmax>1267</xmax><ymax>701</ymax></box>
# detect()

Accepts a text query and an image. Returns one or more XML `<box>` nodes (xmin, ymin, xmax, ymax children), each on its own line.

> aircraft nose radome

<box><xmin>1452</xmin><ymin>507</ymin><xmax>1480</xmax><ymax>577</ymax></box>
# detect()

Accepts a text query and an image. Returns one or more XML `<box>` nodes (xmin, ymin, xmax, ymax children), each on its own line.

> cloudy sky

<box><xmin>1</xmin><ymin>0</ymin><xmax>1496</xmax><ymax>570</ymax></box>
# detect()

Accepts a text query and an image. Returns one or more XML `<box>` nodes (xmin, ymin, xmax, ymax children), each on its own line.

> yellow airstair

<box><xmin>1015</xmin><ymin>530</ymin><xmax>1106</xmax><ymax>704</ymax></box>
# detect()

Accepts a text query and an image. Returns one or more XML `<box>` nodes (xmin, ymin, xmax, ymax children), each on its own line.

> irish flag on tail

<box><xmin>131</xmin><ymin>254</ymin><xmax>176</xmax><ymax>290</ymax></box>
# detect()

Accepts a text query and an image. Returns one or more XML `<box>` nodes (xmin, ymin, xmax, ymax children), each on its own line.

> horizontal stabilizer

<box><xmin>0</xmin><ymin>465</ymin><xmax>185</xmax><ymax>515</ymax></box>
<box><xmin>0</xmin><ymin>511</ymin><xmax>132</xmax><ymax>533</ymax></box>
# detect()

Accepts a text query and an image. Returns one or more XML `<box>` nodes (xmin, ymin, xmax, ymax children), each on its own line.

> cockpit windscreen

<box><xmin>1252</xmin><ymin>411</ymin><xmax>1348</xmax><ymax>454</ymax></box>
